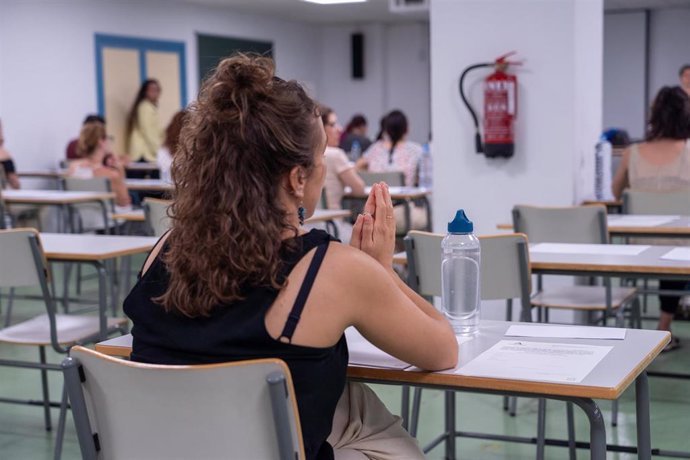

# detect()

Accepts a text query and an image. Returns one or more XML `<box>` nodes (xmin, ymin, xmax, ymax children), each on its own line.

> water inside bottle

<box><xmin>441</xmin><ymin>254</ymin><xmax>480</xmax><ymax>335</ymax></box>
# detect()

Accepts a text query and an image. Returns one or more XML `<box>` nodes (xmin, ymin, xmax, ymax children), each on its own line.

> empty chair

<box><xmin>512</xmin><ymin>204</ymin><xmax>639</xmax><ymax>327</ymax></box>
<box><xmin>0</xmin><ymin>229</ymin><xmax>127</xmax><ymax>458</ymax></box>
<box><xmin>63</xmin><ymin>346</ymin><xmax>304</xmax><ymax>460</ymax></box>
<box><xmin>622</xmin><ymin>189</ymin><xmax>690</xmax><ymax>215</ymax></box>
<box><xmin>358</xmin><ymin>171</ymin><xmax>404</xmax><ymax>187</ymax></box>
<box><xmin>143</xmin><ymin>198</ymin><xmax>172</xmax><ymax>237</ymax></box>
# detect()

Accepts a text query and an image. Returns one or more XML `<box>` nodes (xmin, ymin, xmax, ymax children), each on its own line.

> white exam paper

<box><xmin>660</xmin><ymin>247</ymin><xmax>690</xmax><ymax>262</ymax></box>
<box><xmin>506</xmin><ymin>325</ymin><xmax>626</xmax><ymax>340</ymax></box>
<box><xmin>607</xmin><ymin>215</ymin><xmax>678</xmax><ymax>227</ymax></box>
<box><xmin>454</xmin><ymin>340</ymin><xmax>612</xmax><ymax>383</ymax></box>
<box><xmin>530</xmin><ymin>243</ymin><xmax>649</xmax><ymax>256</ymax></box>
<box><xmin>345</xmin><ymin>328</ymin><xmax>410</xmax><ymax>370</ymax></box>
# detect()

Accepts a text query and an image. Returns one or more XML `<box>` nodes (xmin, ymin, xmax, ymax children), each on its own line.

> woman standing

<box><xmin>124</xmin><ymin>54</ymin><xmax>456</xmax><ymax>460</ymax></box>
<box><xmin>613</xmin><ymin>86</ymin><xmax>690</xmax><ymax>348</ymax></box>
<box><xmin>126</xmin><ymin>79</ymin><xmax>162</xmax><ymax>163</ymax></box>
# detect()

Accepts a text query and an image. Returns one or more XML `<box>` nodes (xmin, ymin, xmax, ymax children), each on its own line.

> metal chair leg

<box><xmin>4</xmin><ymin>287</ymin><xmax>15</xmax><ymax>327</ymax></box>
<box><xmin>567</xmin><ymin>402</ymin><xmax>577</xmax><ymax>460</ymax></box>
<box><xmin>537</xmin><ymin>398</ymin><xmax>546</xmax><ymax>460</ymax></box>
<box><xmin>410</xmin><ymin>387</ymin><xmax>422</xmax><ymax>437</ymax></box>
<box><xmin>39</xmin><ymin>346</ymin><xmax>52</xmax><ymax>431</ymax></box>
<box><xmin>401</xmin><ymin>386</ymin><xmax>410</xmax><ymax>430</ymax></box>
<box><xmin>53</xmin><ymin>384</ymin><xmax>69</xmax><ymax>460</ymax></box>
<box><xmin>611</xmin><ymin>400</ymin><xmax>619</xmax><ymax>427</ymax></box>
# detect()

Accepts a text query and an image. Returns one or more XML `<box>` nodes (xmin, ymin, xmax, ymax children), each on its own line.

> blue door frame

<box><xmin>94</xmin><ymin>33</ymin><xmax>187</xmax><ymax>116</ymax></box>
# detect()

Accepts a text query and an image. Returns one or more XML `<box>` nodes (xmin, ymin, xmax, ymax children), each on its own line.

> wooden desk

<box><xmin>125</xmin><ymin>163</ymin><xmax>159</xmax><ymax>172</ymax></box>
<box><xmin>17</xmin><ymin>169</ymin><xmax>67</xmax><ymax>179</ymax></box>
<box><xmin>125</xmin><ymin>179</ymin><xmax>173</xmax><ymax>193</ymax></box>
<box><xmin>345</xmin><ymin>186</ymin><xmax>431</xmax><ymax>201</ymax></box>
<box><xmin>582</xmin><ymin>200</ymin><xmax>623</xmax><ymax>214</ymax></box>
<box><xmin>41</xmin><ymin>233</ymin><xmax>157</xmax><ymax>336</ymax></box>
<box><xmin>112</xmin><ymin>209</ymin><xmax>145</xmax><ymax>222</ymax></box>
<box><xmin>96</xmin><ymin>320</ymin><xmax>668</xmax><ymax>460</ymax></box>
<box><xmin>307</xmin><ymin>209</ymin><xmax>350</xmax><ymax>224</ymax></box>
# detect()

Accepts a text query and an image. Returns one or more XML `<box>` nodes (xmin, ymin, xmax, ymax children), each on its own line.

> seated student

<box><xmin>612</xmin><ymin>86</ymin><xmax>690</xmax><ymax>350</ymax></box>
<box><xmin>67</xmin><ymin>122</ymin><xmax>131</xmax><ymax>208</ymax></box>
<box><xmin>357</xmin><ymin>110</ymin><xmax>427</xmax><ymax>232</ymax></box>
<box><xmin>0</xmin><ymin>118</ymin><xmax>20</xmax><ymax>189</ymax></box>
<box><xmin>156</xmin><ymin>110</ymin><xmax>187</xmax><ymax>184</ymax></box>
<box><xmin>123</xmin><ymin>54</ymin><xmax>457</xmax><ymax>460</ymax></box>
<box><xmin>339</xmin><ymin>114</ymin><xmax>372</xmax><ymax>157</ymax></box>
<box><xmin>66</xmin><ymin>114</ymin><xmax>106</xmax><ymax>160</ymax></box>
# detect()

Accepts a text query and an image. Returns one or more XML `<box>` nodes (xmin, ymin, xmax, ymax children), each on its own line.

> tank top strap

<box><xmin>279</xmin><ymin>241</ymin><xmax>330</xmax><ymax>343</ymax></box>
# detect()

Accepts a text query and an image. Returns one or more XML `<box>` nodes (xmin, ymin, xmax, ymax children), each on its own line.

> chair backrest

<box><xmin>359</xmin><ymin>171</ymin><xmax>404</xmax><ymax>187</ymax></box>
<box><xmin>622</xmin><ymin>189</ymin><xmax>690</xmax><ymax>215</ymax></box>
<box><xmin>0</xmin><ymin>191</ymin><xmax>7</xmax><ymax>230</ymax></box>
<box><xmin>404</xmin><ymin>231</ymin><xmax>532</xmax><ymax>318</ymax></box>
<box><xmin>512</xmin><ymin>204</ymin><xmax>608</xmax><ymax>244</ymax></box>
<box><xmin>63</xmin><ymin>177</ymin><xmax>112</xmax><ymax>194</ymax></box>
<box><xmin>63</xmin><ymin>346</ymin><xmax>305</xmax><ymax>460</ymax></box>
<box><xmin>143</xmin><ymin>198</ymin><xmax>172</xmax><ymax>237</ymax></box>
<box><xmin>0</xmin><ymin>228</ymin><xmax>47</xmax><ymax>288</ymax></box>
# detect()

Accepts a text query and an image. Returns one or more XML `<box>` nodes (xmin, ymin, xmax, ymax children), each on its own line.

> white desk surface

<box><xmin>3</xmin><ymin>189</ymin><xmax>115</xmax><ymax>204</ymax></box>
<box><xmin>112</xmin><ymin>209</ymin><xmax>145</xmax><ymax>222</ymax></box>
<box><xmin>95</xmin><ymin>320</ymin><xmax>668</xmax><ymax>400</ymax></box>
<box><xmin>125</xmin><ymin>179</ymin><xmax>173</xmax><ymax>192</ymax></box>
<box><xmin>346</xmin><ymin>186</ymin><xmax>431</xmax><ymax>200</ymax></box>
<box><xmin>607</xmin><ymin>215</ymin><xmax>690</xmax><ymax>236</ymax></box>
<box><xmin>307</xmin><ymin>209</ymin><xmax>350</xmax><ymax>223</ymax></box>
<box><xmin>530</xmin><ymin>243</ymin><xmax>690</xmax><ymax>276</ymax></box>
<box><xmin>40</xmin><ymin>233</ymin><xmax>157</xmax><ymax>261</ymax></box>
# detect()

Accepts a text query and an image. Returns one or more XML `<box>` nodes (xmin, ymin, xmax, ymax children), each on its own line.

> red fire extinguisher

<box><xmin>459</xmin><ymin>52</ymin><xmax>521</xmax><ymax>158</ymax></box>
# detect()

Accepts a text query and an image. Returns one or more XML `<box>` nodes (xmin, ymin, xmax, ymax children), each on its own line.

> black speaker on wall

<box><xmin>351</xmin><ymin>33</ymin><xmax>364</xmax><ymax>79</ymax></box>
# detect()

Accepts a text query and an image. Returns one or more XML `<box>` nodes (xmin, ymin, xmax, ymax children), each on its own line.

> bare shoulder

<box><xmin>320</xmin><ymin>242</ymin><xmax>394</xmax><ymax>291</ymax></box>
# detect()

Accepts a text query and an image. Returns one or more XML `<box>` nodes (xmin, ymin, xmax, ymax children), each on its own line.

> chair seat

<box><xmin>0</xmin><ymin>314</ymin><xmax>127</xmax><ymax>346</ymax></box>
<box><xmin>531</xmin><ymin>286</ymin><xmax>637</xmax><ymax>311</ymax></box>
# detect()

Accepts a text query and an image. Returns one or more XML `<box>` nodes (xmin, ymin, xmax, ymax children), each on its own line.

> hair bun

<box><xmin>207</xmin><ymin>54</ymin><xmax>275</xmax><ymax>114</ymax></box>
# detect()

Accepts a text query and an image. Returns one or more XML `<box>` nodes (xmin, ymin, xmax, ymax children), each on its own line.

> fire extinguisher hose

<box><xmin>459</xmin><ymin>63</ymin><xmax>493</xmax><ymax>153</ymax></box>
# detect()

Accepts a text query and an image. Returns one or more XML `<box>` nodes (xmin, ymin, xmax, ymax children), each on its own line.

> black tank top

<box><xmin>123</xmin><ymin>229</ymin><xmax>348</xmax><ymax>460</ymax></box>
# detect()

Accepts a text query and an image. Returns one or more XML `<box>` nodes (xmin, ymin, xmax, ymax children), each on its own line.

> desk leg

<box><xmin>636</xmin><ymin>372</ymin><xmax>651</xmax><ymax>460</ymax></box>
<box><xmin>94</xmin><ymin>261</ymin><xmax>108</xmax><ymax>340</ymax></box>
<box><xmin>445</xmin><ymin>390</ymin><xmax>456</xmax><ymax>460</ymax></box>
<box><xmin>571</xmin><ymin>398</ymin><xmax>606</xmax><ymax>460</ymax></box>
<box><xmin>423</xmin><ymin>196</ymin><xmax>432</xmax><ymax>232</ymax></box>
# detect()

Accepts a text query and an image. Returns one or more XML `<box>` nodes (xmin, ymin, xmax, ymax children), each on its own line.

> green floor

<box><xmin>1</xmin><ymin>261</ymin><xmax>689</xmax><ymax>459</ymax></box>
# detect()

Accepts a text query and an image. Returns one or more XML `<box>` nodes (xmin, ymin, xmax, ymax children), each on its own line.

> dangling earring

<box><xmin>298</xmin><ymin>203</ymin><xmax>305</xmax><ymax>226</ymax></box>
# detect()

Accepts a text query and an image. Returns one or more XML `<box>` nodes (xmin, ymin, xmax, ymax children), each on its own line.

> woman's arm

<box><xmin>346</xmin><ymin>184</ymin><xmax>457</xmax><ymax>370</ymax></box>
<box><xmin>96</xmin><ymin>168</ymin><xmax>131</xmax><ymax>207</ymax></box>
<box><xmin>612</xmin><ymin>147</ymin><xmax>631</xmax><ymax>200</ymax></box>
<box><xmin>338</xmin><ymin>167</ymin><xmax>365</xmax><ymax>196</ymax></box>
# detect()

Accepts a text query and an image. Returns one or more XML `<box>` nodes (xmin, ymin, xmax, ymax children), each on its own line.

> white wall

<box><xmin>649</xmin><ymin>8</ymin><xmax>690</xmax><ymax>98</ymax></box>
<box><xmin>0</xmin><ymin>0</ymin><xmax>320</xmax><ymax>170</ymax></box>
<box><xmin>430</xmin><ymin>0</ymin><xmax>602</xmax><ymax>235</ymax></box>
<box><xmin>603</xmin><ymin>12</ymin><xmax>647</xmax><ymax>140</ymax></box>
<box><xmin>318</xmin><ymin>22</ymin><xmax>430</xmax><ymax>144</ymax></box>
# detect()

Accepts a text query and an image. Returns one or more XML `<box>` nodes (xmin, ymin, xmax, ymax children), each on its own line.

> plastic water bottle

<box><xmin>418</xmin><ymin>142</ymin><xmax>432</xmax><ymax>188</ymax></box>
<box><xmin>441</xmin><ymin>210</ymin><xmax>481</xmax><ymax>335</ymax></box>
<box><xmin>350</xmin><ymin>139</ymin><xmax>362</xmax><ymax>162</ymax></box>
<box><xmin>594</xmin><ymin>136</ymin><xmax>613</xmax><ymax>201</ymax></box>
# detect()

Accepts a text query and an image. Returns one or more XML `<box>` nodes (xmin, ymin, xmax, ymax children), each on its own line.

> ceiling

<box><xmin>181</xmin><ymin>0</ymin><xmax>690</xmax><ymax>24</ymax></box>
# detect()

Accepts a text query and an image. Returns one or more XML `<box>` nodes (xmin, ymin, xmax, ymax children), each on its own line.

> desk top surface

<box><xmin>346</xmin><ymin>186</ymin><xmax>431</xmax><ymax>200</ymax></box>
<box><xmin>3</xmin><ymin>189</ymin><xmax>115</xmax><ymax>204</ymax></box>
<box><xmin>607</xmin><ymin>215</ymin><xmax>690</xmax><ymax>235</ymax></box>
<box><xmin>307</xmin><ymin>209</ymin><xmax>351</xmax><ymax>223</ymax></box>
<box><xmin>96</xmin><ymin>320</ymin><xmax>668</xmax><ymax>400</ymax></box>
<box><xmin>124</xmin><ymin>179</ymin><xmax>173</xmax><ymax>191</ymax></box>
<box><xmin>40</xmin><ymin>233</ymin><xmax>157</xmax><ymax>261</ymax></box>
<box><xmin>17</xmin><ymin>169</ymin><xmax>67</xmax><ymax>178</ymax></box>
<box><xmin>125</xmin><ymin>163</ymin><xmax>160</xmax><ymax>171</ymax></box>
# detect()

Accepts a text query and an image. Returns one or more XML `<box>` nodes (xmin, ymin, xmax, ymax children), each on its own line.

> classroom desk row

<box><xmin>95</xmin><ymin>321</ymin><xmax>669</xmax><ymax>460</ymax></box>
<box><xmin>497</xmin><ymin>214</ymin><xmax>690</xmax><ymax>239</ymax></box>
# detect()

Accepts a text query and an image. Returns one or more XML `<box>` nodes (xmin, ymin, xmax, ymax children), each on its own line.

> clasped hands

<box><xmin>350</xmin><ymin>182</ymin><xmax>396</xmax><ymax>267</ymax></box>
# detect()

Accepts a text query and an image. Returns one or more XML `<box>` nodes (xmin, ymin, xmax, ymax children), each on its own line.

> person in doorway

<box><xmin>123</xmin><ymin>54</ymin><xmax>456</xmax><ymax>460</ymax></box>
<box><xmin>612</xmin><ymin>86</ymin><xmax>690</xmax><ymax>349</ymax></box>
<box><xmin>126</xmin><ymin>79</ymin><xmax>162</xmax><ymax>163</ymax></box>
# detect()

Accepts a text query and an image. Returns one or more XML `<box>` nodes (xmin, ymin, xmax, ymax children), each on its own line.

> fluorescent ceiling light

<box><xmin>302</xmin><ymin>0</ymin><xmax>367</xmax><ymax>4</ymax></box>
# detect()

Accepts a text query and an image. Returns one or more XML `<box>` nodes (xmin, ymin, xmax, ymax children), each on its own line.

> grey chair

<box><xmin>143</xmin><ymin>198</ymin><xmax>172</xmax><ymax>237</ymax></box>
<box><xmin>512</xmin><ymin>204</ymin><xmax>639</xmax><ymax>327</ymax></box>
<box><xmin>622</xmin><ymin>189</ymin><xmax>690</xmax><ymax>215</ymax></box>
<box><xmin>403</xmin><ymin>231</ymin><xmax>568</xmax><ymax>459</ymax></box>
<box><xmin>0</xmin><ymin>229</ymin><xmax>128</xmax><ymax>459</ymax></box>
<box><xmin>62</xmin><ymin>346</ymin><xmax>304</xmax><ymax>460</ymax></box>
<box><xmin>359</xmin><ymin>171</ymin><xmax>405</xmax><ymax>187</ymax></box>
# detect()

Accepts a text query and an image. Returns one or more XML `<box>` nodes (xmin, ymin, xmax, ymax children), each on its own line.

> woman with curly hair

<box><xmin>123</xmin><ymin>54</ymin><xmax>456</xmax><ymax>460</ymax></box>
<box><xmin>613</xmin><ymin>85</ymin><xmax>690</xmax><ymax>348</ymax></box>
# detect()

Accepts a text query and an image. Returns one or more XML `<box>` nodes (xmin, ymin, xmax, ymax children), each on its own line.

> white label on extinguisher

<box><xmin>507</xmin><ymin>81</ymin><xmax>516</xmax><ymax>116</ymax></box>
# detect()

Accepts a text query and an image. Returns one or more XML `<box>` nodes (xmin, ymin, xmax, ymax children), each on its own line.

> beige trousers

<box><xmin>328</xmin><ymin>382</ymin><xmax>426</xmax><ymax>460</ymax></box>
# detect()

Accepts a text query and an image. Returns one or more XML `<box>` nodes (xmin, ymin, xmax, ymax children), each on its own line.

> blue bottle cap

<box><xmin>448</xmin><ymin>209</ymin><xmax>473</xmax><ymax>233</ymax></box>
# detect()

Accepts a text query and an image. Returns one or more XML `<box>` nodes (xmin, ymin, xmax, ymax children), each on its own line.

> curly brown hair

<box><xmin>163</xmin><ymin>110</ymin><xmax>187</xmax><ymax>157</ymax></box>
<box><xmin>157</xmin><ymin>54</ymin><xmax>321</xmax><ymax>317</ymax></box>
